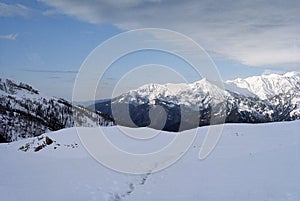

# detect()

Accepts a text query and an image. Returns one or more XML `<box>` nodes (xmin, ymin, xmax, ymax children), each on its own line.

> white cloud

<box><xmin>0</xmin><ymin>2</ymin><xmax>33</xmax><ymax>17</ymax></box>
<box><xmin>0</xmin><ymin>34</ymin><xmax>18</xmax><ymax>41</ymax></box>
<box><xmin>38</xmin><ymin>0</ymin><xmax>300</xmax><ymax>68</ymax></box>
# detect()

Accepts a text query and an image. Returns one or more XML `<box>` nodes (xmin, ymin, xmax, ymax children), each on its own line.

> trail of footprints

<box><xmin>109</xmin><ymin>171</ymin><xmax>152</xmax><ymax>201</ymax></box>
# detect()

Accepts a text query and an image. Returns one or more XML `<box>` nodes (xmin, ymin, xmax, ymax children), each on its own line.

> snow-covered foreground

<box><xmin>0</xmin><ymin>121</ymin><xmax>299</xmax><ymax>201</ymax></box>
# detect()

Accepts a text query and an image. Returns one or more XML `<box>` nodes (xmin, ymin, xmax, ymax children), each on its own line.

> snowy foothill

<box><xmin>0</xmin><ymin>121</ymin><xmax>299</xmax><ymax>201</ymax></box>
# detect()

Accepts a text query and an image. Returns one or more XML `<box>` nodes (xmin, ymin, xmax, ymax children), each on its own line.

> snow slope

<box><xmin>0</xmin><ymin>121</ymin><xmax>299</xmax><ymax>201</ymax></box>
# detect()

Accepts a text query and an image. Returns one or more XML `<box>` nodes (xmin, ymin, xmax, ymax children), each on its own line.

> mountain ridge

<box><xmin>0</xmin><ymin>78</ymin><xmax>114</xmax><ymax>142</ymax></box>
<box><xmin>92</xmin><ymin>71</ymin><xmax>300</xmax><ymax>131</ymax></box>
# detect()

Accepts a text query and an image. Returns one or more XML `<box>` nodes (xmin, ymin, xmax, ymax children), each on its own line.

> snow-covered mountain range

<box><xmin>2</xmin><ymin>71</ymin><xmax>299</xmax><ymax>141</ymax></box>
<box><xmin>93</xmin><ymin>72</ymin><xmax>300</xmax><ymax>131</ymax></box>
<box><xmin>0</xmin><ymin>78</ymin><xmax>114</xmax><ymax>142</ymax></box>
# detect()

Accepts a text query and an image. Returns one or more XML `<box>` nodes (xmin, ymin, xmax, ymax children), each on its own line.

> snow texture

<box><xmin>0</xmin><ymin>121</ymin><xmax>299</xmax><ymax>201</ymax></box>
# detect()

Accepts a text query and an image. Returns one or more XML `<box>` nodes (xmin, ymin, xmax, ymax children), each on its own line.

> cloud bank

<box><xmin>21</xmin><ymin>1</ymin><xmax>300</xmax><ymax>68</ymax></box>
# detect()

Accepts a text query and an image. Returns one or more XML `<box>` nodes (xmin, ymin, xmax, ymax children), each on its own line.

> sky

<box><xmin>1</xmin><ymin>0</ymin><xmax>300</xmax><ymax>101</ymax></box>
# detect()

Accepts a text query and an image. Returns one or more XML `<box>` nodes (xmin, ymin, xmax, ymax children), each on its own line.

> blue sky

<box><xmin>1</xmin><ymin>0</ymin><xmax>299</xmax><ymax>100</ymax></box>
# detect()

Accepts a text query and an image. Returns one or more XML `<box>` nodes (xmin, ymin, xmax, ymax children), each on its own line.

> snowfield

<box><xmin>0</xmin><ymin>121</ymin><xmax>299</xmax><ymax>201</ymax></box>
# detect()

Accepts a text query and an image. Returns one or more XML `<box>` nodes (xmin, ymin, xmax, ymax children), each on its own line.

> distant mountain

<box><xmin>0</xmin><ymin>78</ymin><xmax>114</xmax><ymax>142</ymax></box>
<box><xmin>226</xmin><ymin>71</ymin><xmax>300</xmax><ymax>100</ymax></box>
<box><xmin>92</xmin><ymin>72</ymin><xmax>300</xmax><ymax>131</ymax></box>
<box><xmin>73</xmin><ymin>99</ymin><xmax>111</xmax><ymax>107</ymax></box>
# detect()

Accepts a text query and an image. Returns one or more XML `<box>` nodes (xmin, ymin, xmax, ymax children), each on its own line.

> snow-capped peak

<box><xmin>114</xmin><ymin>72</ymin><xmax>300</xmax><ymax>104</ymax></box>
<box><xmin>94</xmin><ymin>71</ymin><xmax>300</xmax><ymax>132</ymax></box>
<box><xmin>115</xmin><ymin>77</ymin><xmax>229</xmax><ymax>107</ymax></box>
<box><xmin>283</xmin><ymin>71</ymin><xmax>300</xmax><ymax>77</ymax></box>
<box><xmin>226</xmin><ymin>71</ymin><xmax>300</xmax><ymax>100</ymax></box>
